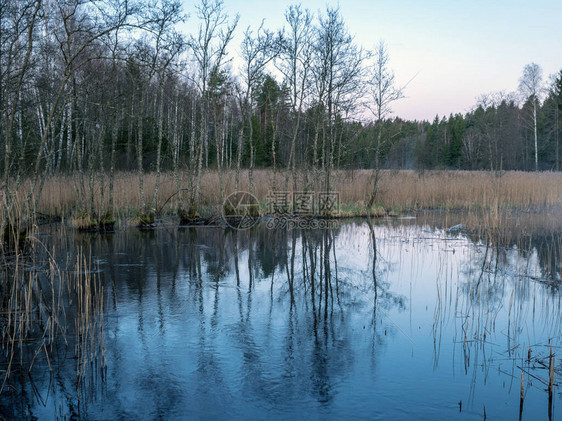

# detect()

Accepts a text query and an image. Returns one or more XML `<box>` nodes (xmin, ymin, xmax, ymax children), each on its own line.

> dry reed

<box><xmin>26</xmin><ymin>169</ymin><xmax>562</xmax><ymax>219</ymax></box>
<box><xmin>0</xmin><ymin>235</ymin><xmax>105</xmax><ymax>395</ymax></box>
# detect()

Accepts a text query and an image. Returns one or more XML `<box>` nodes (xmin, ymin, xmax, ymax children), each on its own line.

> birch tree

<box><xmin>312</xmin><ymin>7</ymin><xmax>366</xmax><ymax>196</ymax></box>
<box><xmin>276</xmin><ymin>4</ymin><xmax>312</xmax><ymax>193</ymax></box>
<box><xmin>367</xmin><ymin>41</ymin><xmax>403</xmax><ymax>207</ymax></box>
<box><xmin>519</xmin><ymin>63</ymin><xmax>543</xmax><ymax>171</ymax></box>
<box><xmin>148</xmin><ymin>0</ymin><xmax>185</xmax><ymax>214</ymax></box>
<box><xmin>188</xmin><ymin>0</ymin><xmax>238</xmax><ymax>211</ymax></box>
<box><xmin>236</xmin><ymin>24</ymin><xmax>279</xmax><ymax>196</ymax></box>
<box><xmin>0</xmin><ymin>0</ymin><xmax>42</xmax><ymax>237</ymax></box>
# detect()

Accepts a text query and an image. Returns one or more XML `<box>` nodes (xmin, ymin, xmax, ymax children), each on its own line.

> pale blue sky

<box><xmin>181</xmin><ymin>0</ymin><xmax>562</xmax><ymax>121</ymax></box>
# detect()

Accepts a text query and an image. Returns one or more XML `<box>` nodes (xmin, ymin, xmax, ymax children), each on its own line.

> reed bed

<box><xmin>0</xmin><ymin>235</ymin><xmax>105</xmax><ymax>396</ymax></box>
<box><xmin>29</xmin><ymin>169</ymin><xmax>562</xmax><ymax>219</ymax></box>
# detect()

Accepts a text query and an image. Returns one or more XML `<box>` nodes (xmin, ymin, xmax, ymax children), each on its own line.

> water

<box><xmin>2</xmin><ymin>216</ymin><xmax>562</xmax><ymax>420</ymax></box>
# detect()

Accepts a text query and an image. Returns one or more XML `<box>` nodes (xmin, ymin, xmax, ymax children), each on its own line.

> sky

<box><xmin>181</xmin><ymin>0</ymin><xmax>562</xmax><ymax>121</ymax></box>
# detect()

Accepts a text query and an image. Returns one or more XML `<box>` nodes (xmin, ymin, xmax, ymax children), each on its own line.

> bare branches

<box><xmin>519</xmin><ymin>63</ymin><xmax>543</xmax><ymax>103</ymax></box>
<box><xmin>366</xmin><ymin>41</ymin><xmax>404</xmax><ymax>207</ymax></box>
<box><xmin>188</xmin><ymin>0</ymin><xmax>238</xmax><ymax>95</ymax></box>
<box><xmin>367</xmin><ymin>41</ymin><xmax>404</xmax><ymax>123</ymax></box>
<box><xmin>277</xmin><ymin>4</ymin><xmax>312</xmax><ymax>113</ymax></box>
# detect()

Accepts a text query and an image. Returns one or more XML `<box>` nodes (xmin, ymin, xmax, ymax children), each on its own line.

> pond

<box><xmin>1</xmin><ymin>215</ymin><xmax>561</xmax><ymax>420</ymax></box>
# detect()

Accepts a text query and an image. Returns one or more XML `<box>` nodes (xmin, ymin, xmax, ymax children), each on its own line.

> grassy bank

<box><xmin>17</xmin><ymin>169</ymin><xmax>562</xmax><ymax>221</ymax></box>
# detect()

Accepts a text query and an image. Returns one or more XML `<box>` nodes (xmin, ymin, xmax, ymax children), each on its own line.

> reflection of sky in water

<box><xmin>5</xmin><ymin>220</ymin><xmax>562</xmax><ymax>420</ymax></box>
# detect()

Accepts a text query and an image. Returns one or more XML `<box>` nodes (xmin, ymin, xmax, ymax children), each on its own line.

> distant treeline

<box><xmin>366</xmin><ymin>84</ymin><xmax>562</xmax><ymax>172</ymax></box>
<box><xmin>1</xmin><ymin>0</ymin><xmax>561</xmax><ymax>218</ymax></box>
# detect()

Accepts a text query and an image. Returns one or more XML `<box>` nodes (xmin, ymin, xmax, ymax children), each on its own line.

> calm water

<box><xmin>2</xmin><ymin>216</ymin><xmax>562</xmax><ymax>420</ymax></box>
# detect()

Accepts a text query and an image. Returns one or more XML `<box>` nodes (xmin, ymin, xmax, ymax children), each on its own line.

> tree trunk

<box><xmin>137</xmin><ymin>89</ymin><xmax>146</xmax><ymax>212</ymax></box>
<box><xmin>88</xmin><ymin>128</ymin><xmax>96</xmax><ymax>216</ymax></box>
<box><xmin>534</xmin><ymin>101</ymin><xmax>538</xmax><ymax>171</ymax></box>
<box><xmin>188</xmin><ymin>96</ymin><xmax>196</xmax><ymax>205</ymax></box>
<box><xmin>67</xmin><ymin>101</ymin><xmax>74</xmax><ymax>170</ymax></box>
<box><xmin>109</xmin><ymin>113</ymin><xmax>120</xmax><ymax>213</ymax></box>
<box><xmin>126</xmin><ymin>95</ymin><xmax>134</xmax><ymax>169</ymax></box>
<box><xmin>554</xmin><ymin>104</ymin><xmax>560</xmax><ymax>171</ymax></box>
<box><xmin>172</xmin><ymin>98</ymin><xmax>184</xmax><ymax>212</ymax></box>
<box><xmin>77</xmin><ymin>132</ymin><xmax>86</xmax><ymax>211</ymax></box>
<box><xmin>97</xmin><ymin>125</ymin><xmax>106</xmax><ymax>217</ymax></box>
<box><xmin>194</xmin><ymin>100</ymin><xmax>205</xmax><ymax>207</ymax></box>
<box><xmin>235</xmin><ymin>124</ymin><xmax>243</xmax><ymax>195</ymax></box>
<box><xmin>312</xmin><ymin>119</ymin><xmax>320</xmax><ymax>192</ymax></box>
<box><xmin>152</xmin><ymin>81</ymin><xmax>165</xmax><ymax>212</ymax></box>
<box><xmin>368</xmin><ymin>122</ymin><xmax>383</xmax><ymax>208</ymax></box>
<box><xmin>285</xmin><ymin>112</ymin><xmax>301</xmax><ymax>195</ymax></box>
<box><xmin>248</xmin><ymin>113</ymin><xmax>255</xmax><ymax>196</ymax></box>
<box><xmin>56</xmin><ymin>101</ymin><xmax>67</xmax><ymax>172</ymax></box>
<box><xmin>213</xmin><ymin>102</ymin><xmax>225</xmax><ymax>204</ymax></box>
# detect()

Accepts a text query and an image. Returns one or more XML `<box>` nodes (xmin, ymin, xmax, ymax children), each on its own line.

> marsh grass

<box><xmin>413</xmin><ymin>207</ymin><xmax>562</xmax><ymax>283</ymax></box>
<box><xmin>333</xmin><ymin>201</ymin><xmax>387</xmax><ymax>218</ymax></box>
<box><xmin>27</xmin><ymin>170</ymin><xmax>562</xmax><ymax>220</ymax></box>
<box><xmin>129</xmin><ymin>212</ymin><xmax>155</xmax><ymax>228</ymax></box>
<box><xmin>407</xmin><ymin>214</ymin><xmax>562</xmax><ymax>417</ymax></box>
<box><xmin>0</xmin><ymin>190</ymin><xmax>34</xmax><ymax>251</ymax></box>
<box><xmin>0</xmin><ymin>232</ymin><xmax>105</xmax><ymax>396</ymax></box>
<box><xmin>70</xmin><ymin>211</ymin><xmax>116</xmax><ymax>232</ymax></box>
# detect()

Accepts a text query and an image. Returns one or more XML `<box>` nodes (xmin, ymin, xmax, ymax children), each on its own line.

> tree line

<box><xmin>1</xmin><ymin>0</ymin><xmax>561</xmax><ymax>223</ymax></box>
<box><xmin>415</xmin><ymin>68</ymin><xmax>561</xmax><ymax>172</ymax></box>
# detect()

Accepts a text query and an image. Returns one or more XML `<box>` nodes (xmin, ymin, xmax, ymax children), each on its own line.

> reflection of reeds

<box><xmin>0</xmin><ymin>236</ymin><xmax>105</xmax><ymax>396</ymax></box>
<box><xmin>0</xmin><ymin>190</ymin><xmax>33</xmax><ymax>252</ymax></box>
<box><xmin>426</xmin><ymin>218</ymin><xmax>562</xmax><ymax>411</ymax></box>
<box><xmin>72</xmin><ymin>249</ymin><xmax>105</xmax><ymax>387</ymax></box>
<box><xmin>409</xmin><ymin>210</ymin><xmax>562</xmax><ymax>284</ymax></box>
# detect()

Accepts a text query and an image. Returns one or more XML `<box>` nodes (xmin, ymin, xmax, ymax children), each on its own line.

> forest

<box><xmin>1</xmin><ymin>0</ymin><xmax>562</xmax><ymax>226</ymax></box>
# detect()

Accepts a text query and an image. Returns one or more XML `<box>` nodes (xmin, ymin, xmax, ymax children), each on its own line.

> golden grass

<box><xmin>69</xmin><ymin>212</ymin><xmax>97</xmax><ymax>230</ymax></box>
<box><xmin>25</xmin><ymin>169</ymin><xmax>562</xmax><ymax>218</ymax></box>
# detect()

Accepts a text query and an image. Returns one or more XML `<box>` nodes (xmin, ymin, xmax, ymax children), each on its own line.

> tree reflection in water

<box><xmin>2</xmin><ymin>217</ymin><xmax>561</xmax><ymax>419</ymax></box>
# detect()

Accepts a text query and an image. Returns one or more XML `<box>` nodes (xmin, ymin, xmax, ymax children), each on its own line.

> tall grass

<box><xmin>23</xmin><ymin>169</ymin><xmax>562</xmax><ymax>218</ymax></box>
<box><xmin>0</xmin><ymin>234</ymin><xmax>105</xmax><ymax>395</ymax></box>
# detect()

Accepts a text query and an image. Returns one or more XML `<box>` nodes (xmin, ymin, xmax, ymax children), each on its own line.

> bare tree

<box><xmin>208</xmin><ymin>66</ymin><xmax>232</xmax><ymax>203</ymax></box>
<box><xmin>235</xmin><ymin>24</ymin><xmax>279</xmax><ymax>196</ymax></box>
<box><xmin>0</xmin><ymin>0</ymin><xmax>138</xmax><ymax>236</ymax></box>
<box><xmin>519</xmin><ymin>62</ymin><xmax>543</xmax><ymax>171</ymax></box>
<box><xmin>312</xmin><ymin>7</ymin><xmax>366</xmax><ymax>198</ymax></box>
<box><xmin>0</xmin><ymin>0</ymin><xmax>42</xmax><ymax>236</ymax></box>
<box><xmin>31</xmin><ymin>0</ymin><xmax>138</xmax><ymax>212</ymax></box>
<box><xmin>148</xmin><ymin>0</ymin><xmax>185</xmax><ymax>214</ymax></box>
<box><xmin>188</xmin><ymin>0</ymin><xmax>238</xmax><ymax>212</ymax></box>
<box><xmin>276</xmin><ymin>4</ymin><xmax>312</xmax><ymax>193</ymax></box>
<box><xmin>366</xmin><ymin>41</ymin><xmax>403</xmax><ymax>207</ymax></box>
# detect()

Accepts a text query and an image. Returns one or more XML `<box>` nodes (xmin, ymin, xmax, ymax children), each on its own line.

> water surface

<box><xmin>2</xmin><ymin>216</ymin><xmax>562</xmax><ymax>420</ymax></box>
